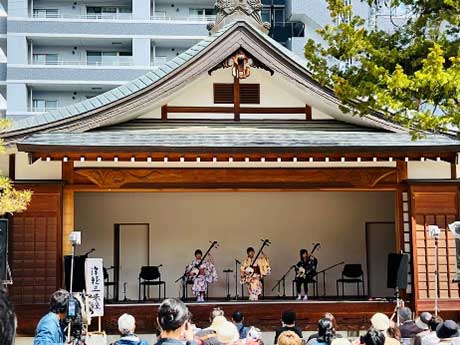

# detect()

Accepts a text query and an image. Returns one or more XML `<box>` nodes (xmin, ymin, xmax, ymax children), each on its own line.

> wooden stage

<box><xmin>15</xmin><ymin>299</ymin><xmax>397</xmax><ymax>336</ymax></box>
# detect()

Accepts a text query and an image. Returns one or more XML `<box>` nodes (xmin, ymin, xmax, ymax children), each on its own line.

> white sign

<box><xmin>85</xmin><ymin>258</ymin><xmax>104</xmax><ymax>317</ymax></box>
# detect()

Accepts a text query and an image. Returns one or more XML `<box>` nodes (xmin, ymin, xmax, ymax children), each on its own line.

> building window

<box><xmin>32</xmin><ymin>99</ymin><xmax>58</xmax><ymax>111</ymax></box>
<box><xmin>213</xmin><ymin>83</ymin><xmax>260</xmax><ymax>104</ymax></box>
<box><xmin>32</xmin><ymin>54</ymin><xmax>59</xmax><ymax>65</ymax></box>
<box><xmin>87</xmin><ymin>51</ymin><xmax>132</xmax><ymax>66</ymax></box>
<box><xmin>33</xmin><ymin>9</ymin><xmax>59</xmax><ymax>18</ymax></box>
<box><xmin>189</xmin><ymin>8</ymin><xmax>216</xmax><ymax>17</ymax></box>
<box><xmin>86</xmin><ymin>6</ymin><xmax>131</xmax><ymax>19</ymax></box>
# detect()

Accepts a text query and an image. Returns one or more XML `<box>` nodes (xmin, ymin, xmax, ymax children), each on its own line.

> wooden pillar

<box><xmin>62</xmin><ymin>161</ymin><xmax>74</xmax><ymax>255</ymax></box>
<box><xmin>233</xmin><ymin>77</ymin><xmax>240</xmax><ymax>121</ymax></box>
<box><xmin>451</xmin><ymin>153</ymin><xmax>458</xmax><ymax>180</ymax></box>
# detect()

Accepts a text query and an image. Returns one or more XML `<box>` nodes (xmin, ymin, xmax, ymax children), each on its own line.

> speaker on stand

<box><xmin>0</xmin><ymin>219</ymin><xmax>12</xmax><ymax>286</ymax></box>
<box><xmin>387</xmin><ymin>252</ymin><xmax>409</xmax><ymax>325</ymax></box>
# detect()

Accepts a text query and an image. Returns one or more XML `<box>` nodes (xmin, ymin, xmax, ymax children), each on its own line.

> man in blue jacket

<box><xmin>34</xmin><ymin>289</ymin><xmax>70</xmax><ymax>345</ymax></box>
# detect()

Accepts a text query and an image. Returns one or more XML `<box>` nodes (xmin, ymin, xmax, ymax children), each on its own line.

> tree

<box><xmin>304</xmin><ymin>0</ymin><xmax>460</xmax><ymax>137</ymax></box>
<box><xmin>0</xmin><ymin>120</ymin><xmax>31</xmax><ymax>215</ymax></box>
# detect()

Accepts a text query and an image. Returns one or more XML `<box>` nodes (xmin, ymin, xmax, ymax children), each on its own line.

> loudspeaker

<box><xmin>0</xmin><ymin>219</ymin><xmax>8</xmax><ymax>282</ymax></box>
<box><xmin>387</xmin><ymin>253</ymin><xmax>409</xmax><ymax>289</ymax></box>
<box><xmin>64</xmin><ymin>255</ymin><xmax>86</xmax><ymax>292</ymax></box>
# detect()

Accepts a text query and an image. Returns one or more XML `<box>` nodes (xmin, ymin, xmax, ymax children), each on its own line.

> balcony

<box><xmin>8</xmin><ymin>17</ymin><xmax>209</xmax><ymax>38</ymax></box>
<box><xmin>32</xmin><ymin>12</ymin><xmax>133</xmax><ymax>21</ymax></box>
<box><xmin>31</xmin><ymin>56</ymin><xmax>134</xmax><ymax>67</ymax></box>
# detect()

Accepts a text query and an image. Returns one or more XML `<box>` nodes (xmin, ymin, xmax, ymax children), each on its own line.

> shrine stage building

<box><xmin>3</xmin><ymin>20</ymin><xmax>460</xmax><ymax>334</ymax></box>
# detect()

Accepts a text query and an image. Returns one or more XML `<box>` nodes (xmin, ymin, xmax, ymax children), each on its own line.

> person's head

<box><xmin>300</xmin><ymin>249</ymin><xmax>308</xmax><ymax>261</ymax></box>
<box><xmin>247</xmin><ymin>247</ymin><xmax>255</xmax><ymax>258</ymax></box>
<box><xmin>429</xmin><ymin>316</ymin><xmax>443</xmax><ymax>332</ymax></box>
<box><xmin>436</xmin><ymin>320</ymin><xmax>459</xmax><ymax>340</ymax></box>
<box><xmin>195</xmin><ymin>249</ymin><xmax>203</xmax><ymax>260</ymax></box>
<box><xmin>415</xmin><ymin>312</ymin><xmax>433</xmax><ymax>331</ymax></box>
<box><xmin>318</xmin><ymin>318</ymin><xmax>335</xmax><ymax>344</ymax></box>
<box><xmin>281</xmin><ymin>310</ymin><xmax>296</xmax><ymax>326</ymax></box>
<box><xmin>232</xmin><ymin>311</ymin><xmax>244</xmax><ymax>324</ymax></box>
<box><xmin>397</xmin><ymin>307</ymin><xmax>412</xmax><ymax>323</ymax></box>
<box><xmin>277</xmin><ymin>331</ymin><xmax>302</xmax><ymax>345</ymax></box>
<box><xmin>49</xmin><ymin>289</ymin><xmax>70</xmax><ymax>319</ymax></box>
<box><xmin>360</xmin><ymin>328</ymin><xmax>385</xmax><ymax>345</ymax></box>
<box><xmin>118</xmin><ymin>313</ymin><xmax>136</xmax><ymax>336</ymax></box>
<box><xmin>216</xmin><ymin>320</ymin><xmax>240</xmax><ymax>344</ymax></box>
<box><xmin>324</xmin><ymin>312</ymin><xmax>338</xmax><ymax>331</ymax></box>
<box><xmin>0</xmin><ymin>288</ymin><xmax>15</xmax><ymax>345</ymax></box>
<box><xmin>387</xmin><ymin>325</ymin><xmax>401</xmax><ymax>340</ymax></box>
<box><xmin>370</xmin><ymin>313</ymin><xmax>390</xmax><ymax>332</ymax></box>
<box><xmin>209</xmin><ymin>316</ymin><xmax>227</xmax><ymax>331</ymax></box>
<box><xmin>210</xmin><ymin>307</ymin><xmax>225</xmax><ymax>322</ymax></box>
<box><xmin>157</xmin><ymin>298</ymin><xmax>191</xmax><ymax>335</ymax></box>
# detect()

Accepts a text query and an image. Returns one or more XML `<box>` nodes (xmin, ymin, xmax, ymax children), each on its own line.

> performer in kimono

<box><xmin>295</xmin><ymin>248</ymin><xmax>318</xmax><ymax>300</ymax></box>
<box><xmin>240</xmin><ymin>247</ymin><xmax>271</xmax><ymax>301</ymax></box>
<box><xmin>185</xmin><ymin>249</ymin><xmax>218</xmax><ymax>302</ymax></box>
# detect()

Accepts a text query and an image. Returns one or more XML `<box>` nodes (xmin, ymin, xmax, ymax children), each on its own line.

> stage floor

<box><xmin>15</xmin><ymin>299</ymin><xmax>397</xmax><ymax>335</ymax></box>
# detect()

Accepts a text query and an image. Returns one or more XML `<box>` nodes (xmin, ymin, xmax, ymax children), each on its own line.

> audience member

<box><xmin>399</xmin><ymin>307</ymin><xmax>424</xmax><ymax>339</ymax></box>
<box><xmin>246</xmin><ymin>327</ymin><xmax>264</xmax><ymax>345</ymax></box>
<box><xmin>0</xmin><ymin>288</ymin><xmax>15</xmax><ymax>345</ymax></box>
<box><xmin>358</xmin><ymin>329</ymin><xmax>385</xmax><ymax>345</ymax></box>
<box><xmin>331</xmin><ymin>339</ymin><xmax>351</xmax><ymax>345</ymax></box>
<box><xmin>114</xmin><ymin>313</ymin><xmax>148</xmax><ymax>345</ymax></box>
<box><xmin>215</xmin><ymin>320</ymin><xmax>241</xmax><ymax>345</ymax></box>
<box><xmin>34</xmin><ymin>289</ymin><xmax>70</xmax><ymax>345</ymax></box>
<box><xmin>370</xmin><ymin>313</ymin><xmax>399</xmax><ymax>345</ymax></box>
<box><xmin>413</xmin><ymin>312</ymin><xmax>433</xmax><ymax>345</ymax></box>
<box><xmin>232</xmin><ymin>311</ymin><xmax>249</xmax><ymax>339</ymax></box>
<box><xmin>436</xmin><ymin>320</ymin><xmax>459</xmax><ymax>345</ymax></box>
<box><xmin>308</xmin><ymin>313</ymin><xmax>341</xmax><ymax>342</ymax></box>
<box><xmin>278</xmin><ymin>331</ymin><xmax>302</xmax><ymax>345</ymax></box>
<box><xmin>196</xmin><ymin>315</ymin><xmax>227</xmax><ymax>345</ymax></box>
<box><xmin>421</xmin><ymin>316</ymin><xmax>443</xmax><ymax>345</ymax></box>
<box><xmin>308</xmin><ymin>318</ymin><xmax>336</xmax><ymax>345</ymax></box>
<box><xmin>275</xmin><ymin>311</ymin><xmax>303</xmax><ymax>344</ymax></box>
<box><xmin>155</xmin><ymin>298</ymin><xmax>194</xmax><ymax>345</ymax></box>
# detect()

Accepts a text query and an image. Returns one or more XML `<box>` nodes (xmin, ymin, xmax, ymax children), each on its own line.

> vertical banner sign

<box><xmin>85</xmin><ymin>258</ymin><xmax>104</xmax><ymax>317</ymax></box>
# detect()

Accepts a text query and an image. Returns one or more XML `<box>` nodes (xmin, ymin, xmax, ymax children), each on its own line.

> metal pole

<box><xmin>434</xmin><ymin>237</ymin><xmax>439</xmax><ymax>316</ymax></box>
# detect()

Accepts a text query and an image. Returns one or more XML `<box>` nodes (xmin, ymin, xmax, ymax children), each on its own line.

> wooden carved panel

<box><xmin>75</xmin><ymin>167</ymin><xmax>398</xmax><ymax>189</ymax></box>
<box><xmin>410</xmin><ymin>185</ymin><xmax>460</xmax><ymax>311</ymax></box>
<box><xmin>9</xmin><ymin>184</ymin><xmax>63</xmax><ymax>304</ymax></box>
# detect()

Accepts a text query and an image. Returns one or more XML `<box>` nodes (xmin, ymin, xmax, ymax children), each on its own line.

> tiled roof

<box><xmin>18</xmin><ymin>124</ymin><xmax>460</xmax><ymax>150</ymax></box>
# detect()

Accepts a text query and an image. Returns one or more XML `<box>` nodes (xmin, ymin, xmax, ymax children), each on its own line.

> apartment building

<box><xmin>3</xmin><ymin>0</ymin><xmax>404</xmax><ymax>119</ymax></box>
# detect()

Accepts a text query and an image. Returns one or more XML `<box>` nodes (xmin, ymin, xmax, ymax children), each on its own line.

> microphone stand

<box><xmin>235</xmin><ymin>259</ymin><xmax>241</xmax><ymax>300</ymax></box>
<box><xmin>272</xmin><ymin>265</ymin><xmax>296</xmax><ymax>298</ymax></box>
<box><xmin>315</xmin><ymin>261</ymin><xmax>345</xmax><ymax>297</ymax></box>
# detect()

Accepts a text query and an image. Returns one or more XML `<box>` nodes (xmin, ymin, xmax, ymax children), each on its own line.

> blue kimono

<box><xmin>115</xmin><ymin>334</ymin><xmax>149</xmax><ymax>345</ymax></box>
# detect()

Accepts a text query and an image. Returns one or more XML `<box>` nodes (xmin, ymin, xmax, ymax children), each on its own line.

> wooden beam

<box><xmin>161</xmin><ymin>105</ymin><xmax>168</xmax><ymax>121</ymax></box>
<box><xmin>62</xmin><ymin>160</ymin><xmax>74</xmax><ymax>184</ymax></box>
<box><xmin>8</xmin><ymin>154</ymin><xmax>15</xmax><ymax>180</ymax></box>
<box><xmin>305</xmin><ymin>104</ymin><xmax>312</xmax><ymax>121</ymax></box>
<box><xmin>74</xmin><ymin>167</ymin><xmax>398</xmax><ymax>189</ymax></box>
<box><xmin>234</xmin><ymin>77</ymin><xmax>240</xmax><ymax>121</ymax></box>
<box><xmin>396</xmin><ymin>161</ymin><xmax>408</xmax><ymax>183</ymax></box>
<box><xmin>62</xmin><ymin>187</ymin><xmax>74</xmax><ymax>256</ymax></box>
<box><xmin>451</xmin><ymin>163</ymin><xmax>457</xmax><ymax>180</ymax></box>
<box><xmin>163</xmin><ymin>105</ymin><xmax>309</xmax><ymax>114</ymax></box>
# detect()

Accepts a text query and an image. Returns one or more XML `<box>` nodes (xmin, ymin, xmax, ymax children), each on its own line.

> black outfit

<box><xmin>156</xmin><ymin>338</ymin><xmax>198</xmax><ymax>345</ymax></box>
<box><xmin>295</xmin><ymin>258</ymin><xmax>318</xmax><ymax>294</ymax></box>
<box><xmin>399</xmin><ymin>321</ymin><xmax>424</xmax><ymax>339</ymax></box>
<box><xmin>307</xmin><ymin>333</ymin><xmax>342</xmax><ymax>342</ymax></box>
<box><xmin>274</xmin><ymin>325</ymin><xmax>303</xmax><ymax>344</ymax></box>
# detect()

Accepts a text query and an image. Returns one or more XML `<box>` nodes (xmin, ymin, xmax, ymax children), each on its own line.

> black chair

<box><xmin>103</xmin><ymin>267</ymin><xmax>117</xmax><ymax>301</ymax></box>
<box><xmin>336</xmin><ymin>264</ymin><xmax>365</xmax><ymax>297</ymax></box>
<box><xmin>138</xmin><ymin>266</ymin><xmax>166</xmax><ymax>301</ymax></box>
<box><xmin>291</xmin><ymin>278</ymin><xmax>319</xmax><ymax>298</ymax></box>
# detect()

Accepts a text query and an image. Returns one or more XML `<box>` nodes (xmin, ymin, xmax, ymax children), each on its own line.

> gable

<box><xmin>3</xmin><ymin>21</ymin><xmax>415</xmax><ymax>141</ymax></box>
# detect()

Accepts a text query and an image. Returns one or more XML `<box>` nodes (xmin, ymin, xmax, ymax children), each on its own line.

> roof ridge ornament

<box><xmin>207</xmin><ymin>0</ymin><xmax>271</xmax><ymax>34</ymax></box>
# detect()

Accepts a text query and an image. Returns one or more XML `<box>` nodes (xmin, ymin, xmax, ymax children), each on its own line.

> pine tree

<box><xmin>304</xmin><ymin>0</ymin><xmax>460</xmax><ymax>137</ymax></box>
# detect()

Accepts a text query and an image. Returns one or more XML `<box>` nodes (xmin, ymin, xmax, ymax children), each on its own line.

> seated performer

<box><xmin>295</xmin><ymin>248</ymin><xmax>318</xmax><ymax>300</ymax></box>
<box><xmin>240</xmin><ymin>247</ymin><xmax>271</xmax><ymax>301</ymax></box>
<box><xmin>185</xmin><ymin>249</ymin><xmax>218</xmax><ymax>302</ymax></box>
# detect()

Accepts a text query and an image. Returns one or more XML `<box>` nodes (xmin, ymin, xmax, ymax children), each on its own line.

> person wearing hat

<box><xmin>370</xmin><ymin>313</ymin><xmax>399</xmax><ymax>345</ymax></box>
<box><xmin>115</xmin><ymin>313</ymin><xmax>149</xmax><ymax>345</ymax></box>
<box><xmin>196</xmin><ymin>316</ymin><xmax>227</xmax><ymax>345</ymax></box>
<box><xmin>413</xmin><ymin>313</ymin><xmax>433</xmax><ymax>345</ymax></box>
<box><xmin>436</xmin><ymin>320</ymin><xmax>459</xmax><ymax>345</ymax></box>
<box><xmin>398</xmin><ymin>307</ymin><xmax>424</xmax><ymax>339</ymax></box>
<box><xmin>215</xmin><ymin>320</ymin><xmax>241</xmax><ymax>345</ymax></box>
<box><xmin>421</xmin><ymin>316</ymin><xmax>443</xmax><ymax>345</ymax></box>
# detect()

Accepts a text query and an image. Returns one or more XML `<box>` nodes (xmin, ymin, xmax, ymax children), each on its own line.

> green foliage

<box><xmin>304</xmin><ymin>0</ymin><xmax>460</xmax><ymax>136</ymax></box>
<box><xmin>0</xmin><ymin>120</ymin><xmax>31</xmax><ymax>216</ymax></box>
